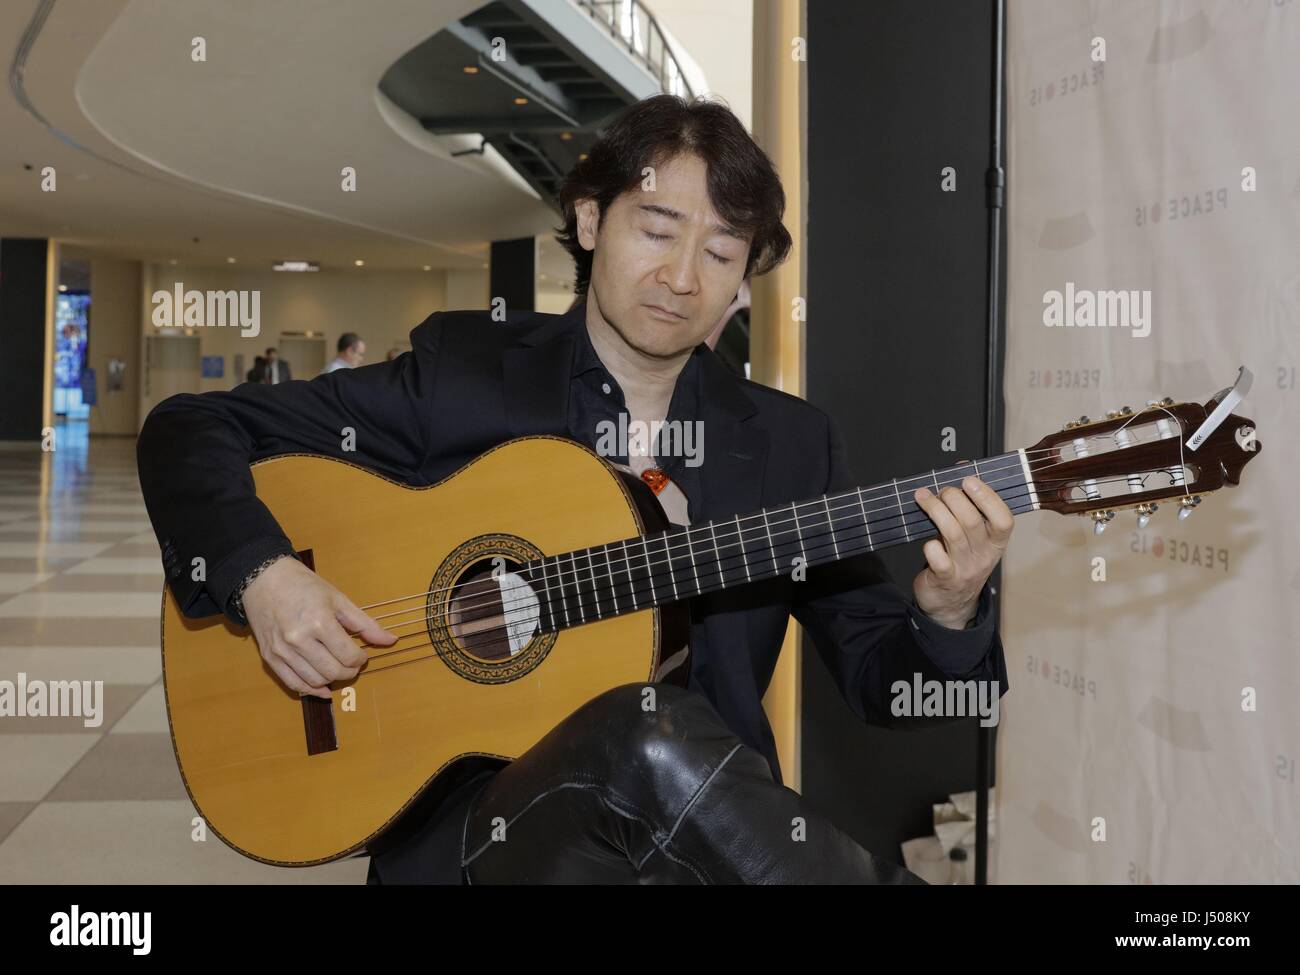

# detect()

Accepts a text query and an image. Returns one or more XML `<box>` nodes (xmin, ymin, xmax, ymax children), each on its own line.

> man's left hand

<box><xmin>910</xmin><ymin>476</ymin><xmax>1014</xmax><ymax>629</ymax></box>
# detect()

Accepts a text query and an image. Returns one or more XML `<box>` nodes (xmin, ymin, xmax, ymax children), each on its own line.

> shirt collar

<box><xmin>570</xmin><ymin>303</ymin><xmax>606</xmax><ymax>378</ymax></box>
<box><xmin>568</xmin><ymin>300</ymin><xmax>708</xmax><ymax>390</ymax></box>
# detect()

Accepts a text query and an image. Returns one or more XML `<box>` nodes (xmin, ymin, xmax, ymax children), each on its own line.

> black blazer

<box><xmin>137</xmin><ymin>302</ymin><xmax>1008</xmax><ymax>785</ymax></box>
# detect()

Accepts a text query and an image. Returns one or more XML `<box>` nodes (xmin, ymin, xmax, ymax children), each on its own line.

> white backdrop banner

<box><xmin>998</xmin><ymin>0</ymin><xmax>1298</xmax><ymax>883</ymax></box>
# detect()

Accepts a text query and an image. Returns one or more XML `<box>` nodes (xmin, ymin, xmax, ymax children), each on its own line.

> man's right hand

<box><xmin>241</xmin><ymin>556</ymin><xmax>398</xmax><ymax>699</ymax></box>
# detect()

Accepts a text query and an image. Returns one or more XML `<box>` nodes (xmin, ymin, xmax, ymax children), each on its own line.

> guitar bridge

<box><xmin>294</xmin><ymin>546</ymin><xmax>339</xmax><ymax>756</ymax></box>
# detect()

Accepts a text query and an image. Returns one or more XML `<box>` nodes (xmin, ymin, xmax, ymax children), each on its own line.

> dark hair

<box><xmin>264</xmin><ymin>347</ymin><xmax>276</xmax><ymax>356</ymax></box>
<box><xmin>337</xmin><ymin>332</ymin><xmax>361</xmax><ymax>353</ymax></box>
<box><xmin>555</xmin><ymin>95</ymin><xmax>792</xmax><ymax>297</ymax></box>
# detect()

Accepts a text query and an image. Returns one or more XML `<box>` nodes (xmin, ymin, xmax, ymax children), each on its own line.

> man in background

<box><xmin>322</xmin><ymin>333</ymin><xmax>366</xmax><ymax>373</ymax></box>
<box><xmin>256</xmin><ymin>348</ymin><xmax>291</xmax><ymax>384</ymax></box>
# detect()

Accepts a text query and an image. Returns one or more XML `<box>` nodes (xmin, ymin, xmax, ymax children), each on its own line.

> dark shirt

<box><xmin>566</xmin><ymin>314</ymin><xmax>704</xmax><ymax>517</ymax></box>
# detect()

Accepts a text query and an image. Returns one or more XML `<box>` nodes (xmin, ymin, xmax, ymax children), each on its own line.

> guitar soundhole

<box><xmin>448</xmin><ymin>558</ymin><xmax>532</xmax><ymax>662</ymax></box>
<box><xmin>428</xmin><ymin>534</ymin><xmax>554</xmax><ymax>684</ymax></box>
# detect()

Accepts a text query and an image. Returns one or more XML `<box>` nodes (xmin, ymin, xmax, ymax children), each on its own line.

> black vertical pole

<box><xmin>976</xmin><ymin>0</ymin><xmax>1007</xmax><ymax>887</ymax></box>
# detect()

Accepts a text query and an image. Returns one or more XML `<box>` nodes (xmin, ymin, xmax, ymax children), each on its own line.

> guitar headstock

<box><xmin>1025</xmin><ymin>377</ymin><xmax>1261</xmax><ymax>534</ymax></box>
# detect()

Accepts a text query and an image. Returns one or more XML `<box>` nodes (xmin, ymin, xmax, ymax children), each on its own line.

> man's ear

<box><xmin>575</xmin><ymin>198</ymin><xmax>601</xmax><ymax>251</ymax></box>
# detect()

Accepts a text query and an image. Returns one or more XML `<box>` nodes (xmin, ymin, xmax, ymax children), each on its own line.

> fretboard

<box><xmin>522</xmin><ymin>449</ymin><xmax>1038</xmax><ymax>632</ymax></box>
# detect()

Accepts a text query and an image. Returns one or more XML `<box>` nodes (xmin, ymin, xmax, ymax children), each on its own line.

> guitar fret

<box><xmin>709</xmin><ymin>521</ymin><xmax>725</xmax><ymax>589</ymax></box>
<box><xmin>663</xmin><ymin>533</ymin><xmax>679</xmax><ymax>601</ymax></box>
<box><xmin>622</xmin><ymin>539</ymin><xmax>638</xmax><ymax>611</ymax></box>
<box><xmin>761</xmin><ymin>509</ymin><xmax>779</xmax><ymax>576</ymax></box>
<box><xmin>734</xmin><ymin>514</ymin><xmax>751</xmax><ymax>582</ymax></box>
<box><xmin>822</xmin><ymin>497</ymin><xmax>839</xmax><ymax>559</ymax></box>
<box><xmin>686</xmin><ymin>525</ymin><xmax>702</xmax><ymax>594</ymax></box>
<box><xmin>553</xmin><ymin>555</ymin><xmax>570</xmax><ymax>628</ymax></box>
<box><xmin>791</xmin><ymin>502</ymin><xmax>806</xmax><ymax>563</ymax></box>
<box><xmin>604</xmin><ymin>544</ymin><xmax>619</xmax><ymax>615</ymax></box>
<box><xmin>690</xmin><ymin>524</ymin><xmax>717</xmax><ymax>591</ymax></box>
<box><xmin>643</xmin><ymin>537</ymin><xmax>658</xmax><ymax>603</ymax></box>
<box><xmin>856</xmin><ymin>488</ymin><xmax>873</xmax><ymax>550</ymax></box>
<box><xmin>569</xmin><ymin>552</ymin><xmax>585</xmax><ymax>623</ymax></box>
<box><xmin>535</xmin><ymin>559</ymin><xmax>552</xmax><ymax>631</ymax></box>
<box><xmin>891</xmin><ymin>479</ymin><xmax>910</xmax><ymax>541</ymax></box>
<box><xmin>585</xmin><ymin>548</ymin><xmax>601</xmax><ymax>619</ymax></box>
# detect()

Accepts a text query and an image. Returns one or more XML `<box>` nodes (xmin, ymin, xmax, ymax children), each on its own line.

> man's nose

<box><xmin>657</xmin><ymin>244</ymin><xmax>700</xmax><ymax>295</ymax></box>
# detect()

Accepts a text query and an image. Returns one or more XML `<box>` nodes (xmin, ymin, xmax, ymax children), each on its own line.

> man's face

<box><xmin>576</xmin><ymin>152</ymin><xmax>750</xmax><ymax>359</ymax></box>
<box><xmin>266</xmin><ymin>351</ymin><xmax>277</xmax><ymax>363</ymax></box>
<box><xmin>346</xmin><ymin>341</ymin><xmax>366</xmax><ymax>366</ymax></box>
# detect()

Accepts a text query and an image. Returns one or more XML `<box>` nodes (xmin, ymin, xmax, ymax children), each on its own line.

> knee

<box><xmin>577</xmin><ymin>683</ymin><xmax>718</xmax><ymax>744</ymax></box>
<box><xmin>575</xmin><ymin>682</ymin><xmax>743</xmax><ymax>781</ymax></box>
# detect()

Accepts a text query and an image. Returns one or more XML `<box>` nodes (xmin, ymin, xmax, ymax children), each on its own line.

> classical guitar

<box><xmin>161</xmin><ymin>371</ymin><xmax>1260</xmax><ymax>865</ymax></box>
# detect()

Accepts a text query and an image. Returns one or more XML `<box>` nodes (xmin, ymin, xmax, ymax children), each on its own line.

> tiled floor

<box><xmin>0</xmin><ymin>425</ymin><xmax>366</xmax><ymax>883</ymax></box>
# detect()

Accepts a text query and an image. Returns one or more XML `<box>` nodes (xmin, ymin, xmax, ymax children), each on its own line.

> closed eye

<box><xmin>643</xmin><ymin>230</ymin><xmax>734</xmax><ymax>265</ymax></box>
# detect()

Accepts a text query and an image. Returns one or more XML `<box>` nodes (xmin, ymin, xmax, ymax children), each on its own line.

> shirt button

<box><xmin>601</xmin><ymin>382</ymin><xmax>611</xmax><ymax>395</ymax></box>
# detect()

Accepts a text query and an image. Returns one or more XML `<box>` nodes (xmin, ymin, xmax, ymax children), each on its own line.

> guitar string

<box><xmin>351</xmin><ymin>438</ymin><xmax>1102</xmax><ymax>615</ymax></box>
<box><xmin>355</xmin><ymin>424</ymin><xmax>1190</xmax><ymax>618</ymax></box>
<box><xmin>362</xmin><ymin>466</ymin><xmax>1179</xmax><ymax>660</ymax></box>
<box><xmin>350</xmin><ymin>469</ymin><xmax>1160</xmax><ymax>669</ymax></box>
<box><xmin>347</xmin><ymin>490</ymin><xmax>1047</xmax><ymax>678</ymax></box>
<box><xmin>340</xmin><ymin>439</ymin><xmax>1211</xmax><ymax>676</ymax></box>
<box><xmin>362</xmin><ymin>453</ymin><xmax>1032</xmax><ymax>619</ymax></box>
<box><xmin>360</xmin><ymin>459</ymin><xmax>1187</xmax><ymax>633</ymax></box>
<box><xmin>360</xmin><ymin>464</ymin><xmax>1185</xmax><ymax>640</ymax></box>
<box><xmin>282</xmin><ymin>409</ymin><xmax>1213</xmax><ymax>683</ymax></box>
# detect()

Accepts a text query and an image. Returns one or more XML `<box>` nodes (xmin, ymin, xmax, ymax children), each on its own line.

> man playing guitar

<box><xmin>137</xmin><ymin>94</ymin><xmax>1013</xmax><ymax>884</ymax></box>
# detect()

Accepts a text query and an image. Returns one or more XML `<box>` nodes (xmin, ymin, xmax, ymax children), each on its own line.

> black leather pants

<box><xmin>459</xmin><ymin>682</ymin><xmax>924</xmax><ymax>884</ymax></box>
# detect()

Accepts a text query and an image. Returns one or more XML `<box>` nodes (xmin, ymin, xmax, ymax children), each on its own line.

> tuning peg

<box><xmin>1176</xmin><ymin>495</ymin><xmax>1202</xmax><ymax>521</ymax></box>
<box><xmin>1136</xmin><ymin>502</ymin><xmax>1158</xmax><ymax>529</ymax></box>
<box><xmin>1160</xmin><ymin>396</ymin><xmax>1174</xmax><ymax>406</ymax></box>
<box><xmin>1091</xmin><ymin>509</ymin><xmax>1116</xmax><ymax>534</ymax></box>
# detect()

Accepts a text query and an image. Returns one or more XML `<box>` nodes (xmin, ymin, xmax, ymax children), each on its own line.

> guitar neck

<box><xmin>526</xmin><ymin>449</ymin><xmax>1039</xmax><ymax>632</ymax></box>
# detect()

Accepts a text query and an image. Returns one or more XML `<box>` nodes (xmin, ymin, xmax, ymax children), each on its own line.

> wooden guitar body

<box><xmin>162</xmin><ymin>436</ymin><xmax>686</xmax><ymax>865</ymax></box>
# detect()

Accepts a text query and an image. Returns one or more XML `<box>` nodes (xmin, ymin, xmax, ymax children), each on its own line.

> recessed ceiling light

<box><xmin>513</xmin><ymin>97</ymin><xmax>528</xmax><ymax>105</ymax></box>
<box><xmin>463</xmin><ymin>65</ymin><xmax>479</xmax><ymax>74</ymax></box>
<box><xmin>354</xmin><ymin>259</ymin><xmax>365</xmax><ymax>267</ymax></box>
<box><xmin>58</xmin><ymin>284</ymin><xmax>68</xmax><ymax>292</ymax></box>
<box><xmin>422</xmin><ymin>265</ymin><xmax>431</xmax><ymax>271</ymax></box>
<box><xmin>560</xmin><ymin>131</ymin><xmax>572</xmax><ymax>141</ymax></box>
<box><xmin>272</xmin><ymin>260</ymin><xmax>319</xmax><ymax>272</ymax></box>
<box><xmin>169</xmin><ymin>259</ymin><xmax>178</xmax><ymax>265</ymax></box>
<box><xmin>226</xmin><ymin>257</ymin><xmax>236</xmax><ymax>263</ymax></box>
<box><xmin>578</xmin><ymin>153</ymin><xmax>588</xmax><ymax>161</ymax></box>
